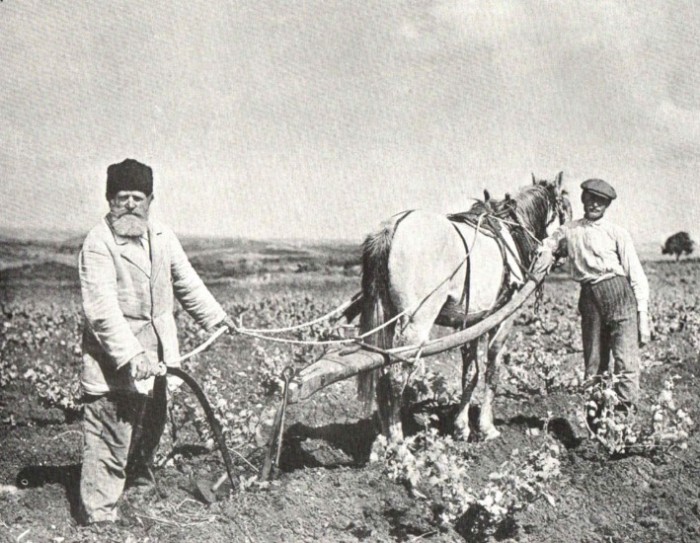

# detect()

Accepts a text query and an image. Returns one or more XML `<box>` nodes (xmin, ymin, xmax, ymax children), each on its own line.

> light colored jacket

<box><xmin>79</xmin><ymin>218</ymin><xmax>226</xmax><ymax>395</ymax></box>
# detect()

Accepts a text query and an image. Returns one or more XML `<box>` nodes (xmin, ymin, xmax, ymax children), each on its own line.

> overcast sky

<box><xmin>1</xmin><ymin>1</ymin><xmax>699</xmax><ymax>242</ymax></box>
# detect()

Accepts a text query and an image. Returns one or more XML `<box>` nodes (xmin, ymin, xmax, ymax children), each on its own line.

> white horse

<box><xmin>358</xmin><ymin>174</ymin><xmax>571</xmax><ymax>442</ymax></box>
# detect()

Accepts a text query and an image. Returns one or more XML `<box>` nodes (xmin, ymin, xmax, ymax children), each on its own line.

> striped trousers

<box><xmin>578</xmin><ymin>275</ymin><xmax>640</xmax><ymax>405</ymax></box>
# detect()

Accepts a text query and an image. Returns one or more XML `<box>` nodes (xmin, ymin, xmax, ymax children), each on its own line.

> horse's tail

<box><xmin>357</xmin><ymin>218</ymin><xmax>397</xmax><ymax>411</ymax></box>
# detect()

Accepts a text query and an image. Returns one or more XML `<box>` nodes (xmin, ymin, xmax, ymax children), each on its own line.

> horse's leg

<box><xmin>454</xmin><ymin>340</ymin><xmax>478</xmax><ymax>441</ymax></box>
<box><xmin>378</xmin><ymin>211</ymin><xmax>466</xmax><ymax>442</ymax></box>
<box><xmin>379</xmin><ymin>311</ymin><xmax>438</xmax><ymax>442</ymax></box>
<box><xmin>479</xmin><ymin>316</ymin><xmax>515</xmax><ymax>440</ymax></box>
<box><xmin>376</xmin><ymin>368</ymin><xmax>398</xmax><ymax>439</ymax></box>
<box><xmin>376</xmin><ymin>364</ymin><xmax>407</xmax><ymax>442</ymax></box>
<box><xmin>375</xmin><ymin>333</ymin><xmax>410</xmax><ymax>442</ymax></box>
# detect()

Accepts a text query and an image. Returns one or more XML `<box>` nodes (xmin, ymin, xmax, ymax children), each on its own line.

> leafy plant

<box><xmin>476</xmin><ymin>440</ymin><xmax>560</xmax><ymax>523</ymax></box>
<box><xmin>583</xmin><ymin>373</ymin><xmax>694</xmax><ymax>455</ymax></box>
<box><xmin>371</xmin><ymin>426</ymin><xmax>561</xmax><ymax>531</ymax></box>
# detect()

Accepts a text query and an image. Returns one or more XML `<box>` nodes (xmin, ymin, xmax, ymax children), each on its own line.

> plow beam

<box><xmin>288</xmin><ymin>275</ymin><xmax>543</xmax><ymax>404</ymax></box>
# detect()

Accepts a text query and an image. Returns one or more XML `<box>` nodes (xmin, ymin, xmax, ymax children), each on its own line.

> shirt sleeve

<box><xmin>79</xmin><ymin>238</ymin><xmax>145</xmax><ymax>369</ymax></box>
<box><xmin>168</xmin><ymin>229</ymin><xmax>227</xmax><ymax>330</ymax></box>
<box><xmin>616</xmin><ymin>228</ymin><xmax>649</xmax><ymax>313</ymax></box>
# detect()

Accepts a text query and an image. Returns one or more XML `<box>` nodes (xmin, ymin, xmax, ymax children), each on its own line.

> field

<box><xmin>1</xmin><ymin>235</ymin><xmax>699</xmax><ymax>543</ymax></box>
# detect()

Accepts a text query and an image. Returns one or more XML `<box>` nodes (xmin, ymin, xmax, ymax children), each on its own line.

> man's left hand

<box><xmin>638</xmin><ymin>311</ymin><xmax>651</xmax><ymax>346</ymax></box>
<box><xmin>219</xmin><ymin>315</ymin><xmax>237</xmax><ymax>334</ymax></box>
<box><xmin>129</xmin><ymin>352</ymin><xmax>161</xmax><ymax>381</ymax></box>
<box><xmin>532</xmin><ymin>249</ymin><xmax>555</xmax><ymax>277</ymax></box>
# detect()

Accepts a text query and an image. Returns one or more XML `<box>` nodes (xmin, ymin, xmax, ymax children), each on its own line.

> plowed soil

<box><xmin>1</xmin><ymin>260</ymin><xmax>699</xmax><ymax>542</ymax></box>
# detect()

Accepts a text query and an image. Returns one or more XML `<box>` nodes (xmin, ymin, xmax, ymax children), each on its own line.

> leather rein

<box><xmin>447</xmin><ymin>208</ymin><xmax>543</xmax><ymax>330</ymax></box>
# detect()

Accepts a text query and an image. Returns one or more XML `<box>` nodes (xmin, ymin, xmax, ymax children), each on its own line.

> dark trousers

<box><xmin>80</xmin><ymin>376</ymin><xmax>167</xmax><ymax>523</ymax></box>
<box><xmin>579</xmin><ymin>276</ymin><xmax>640</xmax><ymax>405</ymax></box>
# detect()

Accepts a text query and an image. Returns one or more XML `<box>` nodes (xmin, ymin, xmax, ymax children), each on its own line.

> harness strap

<box><xmin>482</xmin><ymin>214</ymin><xmax>536</xmax><ymax>282</ymax></box>
<box><xmin>449</xmin><ymin>222</ymin><xmax>472</xmax><ymax>328</ymax></box>
<box><xmin>449</xmin><ymin>215</ymin><xmax>509</xmax><ymax>301</ymax></box>
<box><xmin>447</xmin><ymin>214</ymin><xmax>518</xmax><ymax>327</ymax></box>
<box><xmin>453</xmin><ymin>212</ymin><xmax>535</xmax><ymax>283</ymax></box>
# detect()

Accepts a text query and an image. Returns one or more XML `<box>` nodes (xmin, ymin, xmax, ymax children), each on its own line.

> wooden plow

<box><xmin>260</xmin><ymin>273</ymin><xmax>545</xmax><ymax>480</ymax></box>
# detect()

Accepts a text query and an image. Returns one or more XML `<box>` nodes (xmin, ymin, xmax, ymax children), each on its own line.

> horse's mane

<box><xmin>464</xmin><ymin>183</ymin><xmax>553</xmax><ymax>233</ymax></box>
<box><xmin>509</xmin><ymin>183</ymin><xmax>555</xmax><ymax>239</ymax></box>
<box><xmin>459</xmin><ymin>181</ymin><xmax>556</xmax><ymax>267</ymax></box>
<box><xmin>509</xmin><ymin>183</ymin><xmax>556</xmax><ymax>266</ymax></box>
<box><xmin>466</xmin><ymin>194</ymin><xmax>514</xmax><ymax>218</ymax></box>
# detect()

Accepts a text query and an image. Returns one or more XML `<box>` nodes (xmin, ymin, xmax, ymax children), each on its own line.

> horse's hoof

<box><xmin>453</xmin><ymin>416</ymin><xmax>471</xmax><ymax>442</ymax></box>
<box><xmin>388</xmin><ymin>423</ymin><xmax>405</xmax><ymax>444</ymax></box>
<box><xmin>453</xmin><ymin>427</ymin><xmax>471</xmax><ymax>442</ymax></box>
<box><xmin>481</xmin><ymin>427</ymin><xmax>501</xmax><ymax>441</ymax></box>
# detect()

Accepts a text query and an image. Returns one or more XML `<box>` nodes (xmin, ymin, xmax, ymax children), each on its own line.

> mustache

<box><xmin>110</xmin><ymin>207</ymin><xmax>148</xmax><ymax>219</ymax></box>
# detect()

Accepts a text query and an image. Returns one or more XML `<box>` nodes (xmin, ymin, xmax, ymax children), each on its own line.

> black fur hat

<box><xmin>106</xmin><ymin>159</ymin><xmax>153</xmax><ymax>200</ymax></box>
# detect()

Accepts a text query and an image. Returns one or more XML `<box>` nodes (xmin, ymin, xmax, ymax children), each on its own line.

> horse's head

<box><xmin>531</xmin><ymin>171</ymin><xmax>571</xmax><ymax>229</ymax></box>
<box><xmin>557</xmin><ymin>189</ymin><xmax>572</xmax><ymax>225</ymax></box>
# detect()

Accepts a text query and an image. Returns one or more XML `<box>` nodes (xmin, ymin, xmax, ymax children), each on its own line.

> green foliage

<box><xmin>403</xmin><ymin>368</ymin><xmax>460</xmax><ymax>407</ymax></box>
<box><xmin>373</xmin><ymin>364</ymin><xmax>562</xmax><ymax>530</ymax></box>
<box><xmin>505</xmin><ymin>312</ymin><xmax>582</xmax><ymax>396</ymax></box>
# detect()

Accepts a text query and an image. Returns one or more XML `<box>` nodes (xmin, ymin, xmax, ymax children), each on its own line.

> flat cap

<box><xmin>106</xmin><ymin>158</ymin><xmax>153</xmax><ymax>200</ymax></box>
<box><xmin>581</xmin><ymin>178</ymin><xmax>616</xmax><ymax>200</ymax></box>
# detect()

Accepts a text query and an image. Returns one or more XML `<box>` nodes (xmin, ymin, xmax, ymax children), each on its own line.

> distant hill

<box><xmin>0</xmin><ymin>226</ymin><xmax>83</xmax><ymax>244</ymax></box>
<box><xmin>0</xmin><ymin>227</ymin><xmax>361</xmax><ymax>279</ymax></box>
<box><xmin>183</xmin><ymin>237</ymin><xmax>361</xmax><ymax>279</ymax></box>
<box><xmin>3</xmin><ymin>226</ymin><xmax>691</xmax><ymax>280</ymax></box>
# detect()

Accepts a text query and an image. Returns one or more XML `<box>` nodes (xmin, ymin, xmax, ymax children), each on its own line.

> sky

<box><xmin>1</xmin><ymin>0</ymin><xmax>699</xmax><ymax>243</ymax></box>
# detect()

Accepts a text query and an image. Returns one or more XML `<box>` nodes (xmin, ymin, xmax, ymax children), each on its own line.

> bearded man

<box><xmin>534</xmin><ymin>179</ymin><xmax>651</xmax><ymax>412</ymax></box>
<box><xmin>78</xmin><ymin>158</ymin><xmax>234</xmax><ymax>524</ymax></box>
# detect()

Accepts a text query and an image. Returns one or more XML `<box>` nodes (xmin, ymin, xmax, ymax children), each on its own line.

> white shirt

<box><xmin>541</xmin><ymin>218</ymin><xmax>649</xmax><ymax>312</ymax></box>
<box><xmin>140</xmin><ymin>233</ymin><xmax>151</xmax><ymax>260</ymax></box>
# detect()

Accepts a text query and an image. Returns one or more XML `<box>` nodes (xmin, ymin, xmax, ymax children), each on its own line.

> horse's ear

<box><xmin>556</xmin><ymin>171</ymin><xmax>563</xmax><ymax>188</ymax></box>
<box><xmin>532</xmin><ymin>173</ymin><xmax>537</xmax><ymax>185</ymax></box>
<box><xmin>484</xmin><ymin>189</ymin><xmax>491</xmax><ymax>201</ymax></box>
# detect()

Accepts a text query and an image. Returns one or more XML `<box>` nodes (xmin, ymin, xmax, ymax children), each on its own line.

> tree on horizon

<box><xmin>661</xmin><ymin>231</ymin><xmax>695</xmax><ymax>261</ymax></box>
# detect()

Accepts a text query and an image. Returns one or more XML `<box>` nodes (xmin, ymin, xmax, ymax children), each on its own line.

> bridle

<box><xmin>553</xmin><ymin>190</ymin><xmax>572</xmax><ymax>227</ymax></box>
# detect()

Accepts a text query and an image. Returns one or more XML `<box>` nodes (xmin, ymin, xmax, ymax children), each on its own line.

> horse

<box><xmin>357</xmin><ymin>172</ymin><xmax>571</xmax><ymax>443</ymax></box>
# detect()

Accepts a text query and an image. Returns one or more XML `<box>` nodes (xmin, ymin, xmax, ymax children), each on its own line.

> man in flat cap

<box><xmin>78</xmin><ymin>158</ymin><xmax>235</xmax><ymax>524</ymax></box>
<box><xmin>534</xmin><ymin>178</ymin><xmax>650</xmax><ymax>414</ymax></box>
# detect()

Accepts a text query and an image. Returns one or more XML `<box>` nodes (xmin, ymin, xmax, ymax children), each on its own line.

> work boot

<box><xmin>125</xmin><ymin>463</ymin><xmax>156</xmax><ymax>491</ymax></box>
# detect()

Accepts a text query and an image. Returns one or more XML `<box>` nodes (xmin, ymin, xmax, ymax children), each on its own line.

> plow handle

<box><xmin>165</xmin><ymin>366</ymin><xmax>238</xmax><ymax>492</ymax></box>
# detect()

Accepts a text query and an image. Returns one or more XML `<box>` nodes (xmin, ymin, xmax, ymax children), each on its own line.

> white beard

<box><xmin>109</xmin><ymin>213</ymin><xmax>148</xmax><ymax>237</ymax></box>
